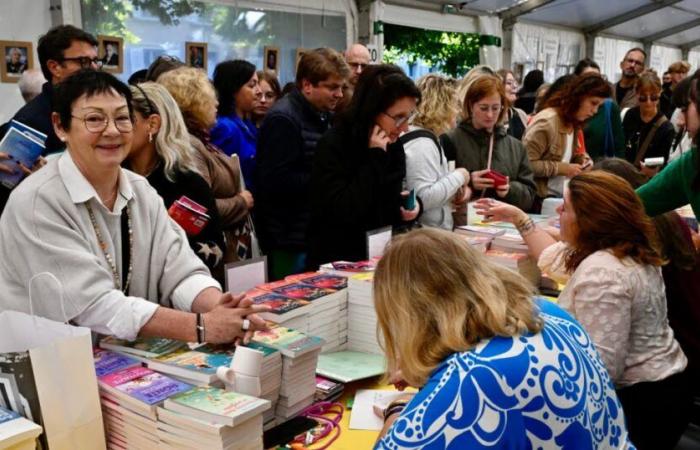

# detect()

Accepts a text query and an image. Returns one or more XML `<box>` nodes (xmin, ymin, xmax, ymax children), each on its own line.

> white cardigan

<box><xmin>0</xmin><ymin>152</ymin><xmax>220</xmax><ymax>340</ymax></box>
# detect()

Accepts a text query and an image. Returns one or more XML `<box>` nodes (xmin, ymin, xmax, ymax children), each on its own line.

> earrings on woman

<box><xmin>148</xmin><ymin>132</ymin><xmax>153</xmax><ymax>143</ymax></box>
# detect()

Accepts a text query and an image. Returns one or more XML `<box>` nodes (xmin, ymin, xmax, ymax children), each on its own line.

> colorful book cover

<box><xmin>101</xmin><ymin>367</ymin><xmax>192</xmax><ymax>405</ymax></box>
<box><xmin>315</xmin><ymin>376</ymin><xmax>343</xmax><ymax>394</ymax></box>
<box><xmin>271</xmin><ymin>282</ymin><xmax>335</xmax><ymax>301</ymax></box>
<box><xmin>247</xmin><ymin>289</ymin><xmax>310</xmax><ymax>315</ymax></box>
<box><xmin>100</xmin><ymin>336</ymin><xmax>187</xmax><ymax>358</ymax></box>
<box><xmin>0</xmin><ymin>127</ymin><xmax>44</xmax><ymax>188</ymax></box>
<box><xmin>330</xmin><ymin>260</ymin><xmax>376</xmax><ymax>272</ymax></box>
<box><xmin>166</xmin><ymin>386</ymin><xmax>268</xmax><ymax>418</ymax></box>
<box><xmin>252</xmin><ymin>324</ymin><xmax>323</xmax><ymax>357</ymax></box>
<box><xmin>93</xmin><ymin>348</ymin><xmax>140</xmax><ymax>377</ymax></box>
<box><xmin>0</xmin><ymin>406</ymin><xmax>19</xmax><ymax>424</ymax></box>
<box><xmin>296</xmin><ymin>273</ymin><xmax>347</xmax><ymax>290</ymax></box>
<box><xmin>316</xmin><ymin>351</ymin><xmax>386</xmax><ymax>383</ymax></box>
<box><xmin>152</xmin><ymin>347</ymin><xmax>232</xmax><ymax>375</ymax></box>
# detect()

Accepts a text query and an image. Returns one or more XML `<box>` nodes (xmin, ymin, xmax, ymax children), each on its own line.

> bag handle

<box><xmin>634</xmin><ymin>115</ymin><xmax>668</xmax><ymax>167</ymax></box>
<box><xmin>28</xmin><ymin>272</ymin><xmax>69</xmax><ymax>324</ymax></box>
<box><xmin>486</xmin><ymin>133</ymin><xmax>494</xmax><ymax>171</ymax></box>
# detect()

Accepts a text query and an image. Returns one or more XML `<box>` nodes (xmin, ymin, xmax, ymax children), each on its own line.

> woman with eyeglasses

<box><xmin>523</xmin><ymin>73</ymin><xmax>610</xmax><ymax>208</ymax></box>
<box><xmin>622</xmin><ymin>71</ymin><xmax>675</xmax><ymax>178</ymax></box>
<box><xmin>211</xmin><ymin>60</ymin><xmax>262</xmax><ymax>190</ymax></box>
<box><xmin>252</xmin><ymin>70</ymin><xmax>281</xmax><ymax>128</ymax></box>
<box><xmin>496</xmin><ymin>69</ymin><xmax>528</xmax><ymax>140</ymax></box>
<box><xmin>125</xmin><ymin>82</ymin><xmax>226</xmax><ymax>278</ymax></box>
<box><xmin>0</xmin><ymin>70</ymin><xmax>268</xmax><ymax>345</ymax></box>
<box><xmin>307</xmin><ymin>65</ymin><xmax>422</xmax><ymax>268</ymax></box>
<box><xmin>443</xmin><ymin>74</ymin><xmax>536</xmax><ymax>211</ymax></box>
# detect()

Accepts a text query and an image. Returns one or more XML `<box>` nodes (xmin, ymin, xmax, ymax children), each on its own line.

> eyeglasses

<box><xmin>260</xmin><ymin>92</ymin><xmax>277</xmax><ymax>100</ymax></box>
<box><xmin>382</xmin><ymin>110</ymin><xmax>417</xmax><ymax>128</ymax></box>
<box><xmin>505</xmin><ymin>80</ymin><xmax>519</xmax><ymax>88</ymax></box>
<box><xmin>638</xmin><ymin>94</ymin><xmax>659</xmax><ymax>103</ymax></box>
<box><xmin>348</xmin><ymin>62</ymin><xmax>368</xmax><ymax>71</ymax></box>
<box><xmin>60</xmin><ymin>56</ymin><xmax>103</xmax><ymax>69</ymax></box>
<box><xmin>72</xmin><ymin>112</ymin><xmax>133</xmax><ymax>133</ymax></box>
<box><xmin>475</xmin><ymin>104</ymin><xmax>503</xmax><ymax>114</ymax></box>
<box><xmin>624</xmin><ymin>58</ymin><xmax>644</xmax><ymax>67</ymax></box>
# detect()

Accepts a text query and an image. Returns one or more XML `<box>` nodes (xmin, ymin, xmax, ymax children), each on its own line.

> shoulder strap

<box><xmin>439</xmin><ymin>133</ymin><xmax>457</xmax><ymax>162</ymax></box>
<box><xmin>634</xmin><ymin>115</ymin><xmax>668</xmax><ymax>167</ymax></box>
<box><xmin>400</xmin><ymin>129</ymin><xmax>444</xmax><ymax>164</ymax></box>
<box><xmin>603</xmin><ymin>100</ymin><xmax>615</xmax><ymax>157</ymax></box>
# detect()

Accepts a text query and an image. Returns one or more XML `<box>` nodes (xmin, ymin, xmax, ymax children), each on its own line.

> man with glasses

<box><xmin>612</xmin><ymin>47</ymin><xmax>646</xmax><ymax>109</ymax></box>
<box><xmin>1</xmin><ymin>25</ymin><xmax>100</xmax><ymax>156</ymax></box>
<box><xmin>255</xmin><ymin>48</ymin><xmax>350</xmax><ymax>280</ymax></box>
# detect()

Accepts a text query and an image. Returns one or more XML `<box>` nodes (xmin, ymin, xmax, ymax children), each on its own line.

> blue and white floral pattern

<box><xmin>376</xmin><ymin>299</ymin><xmax>633</xmax><ymax>450</ymax></box>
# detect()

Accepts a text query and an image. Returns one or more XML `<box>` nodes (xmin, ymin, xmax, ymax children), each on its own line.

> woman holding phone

<box><xmin>307</xmin><ymin>65</ymin><xmax>421</xmax><ymax>268</ymax></box>
<box><xmin>443</xmin><ymin>74</ymin><xmax>536</xmax><ymax>211</ymax></box>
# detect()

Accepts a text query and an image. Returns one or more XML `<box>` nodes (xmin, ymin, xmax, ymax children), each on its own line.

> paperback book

<box><xmin>100</xmin><ymin>336</ymin><xmax>187</xmax><ymax>359</ymax></box>
<box><xmin>163</xmin><ymin>386</ymin><xmax>270</xmax><ymax>427</ymax></box>
<box><xmin>252</xmin><ymin>324</ymin><xmax>324</xmax><ymax>358</ymax></box>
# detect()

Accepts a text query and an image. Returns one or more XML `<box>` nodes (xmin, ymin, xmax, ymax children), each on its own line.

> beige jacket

<box><xmin>189</xmin><ymin>135</ymin><xmax>249</xmax><ymax>227</ymax></box>
<box><xmin>611</xmin><ymin>80</ymin><xmax>639</xmax><ymax>109</ymax></box>
<box><xmin>522</xmin><ymin>107</ymin><xmax>580</xmax><ymax>198</ymax></box>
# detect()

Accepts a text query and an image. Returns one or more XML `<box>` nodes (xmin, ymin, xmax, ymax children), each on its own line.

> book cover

<box><xmin>0</xmin><ymin>127</ymin><xmax>45</xmax><ymax>188</ymax></box>
<box><xmin>271</xmin><ymin>283</ymin><xmax>335</xmax><ymax>301</ymax></box>
<box><xmin>10</xmin><ymin>120</ymin><xmax>47</xmax><ymax>143</ymax></box>
<box><xmin>0</xmin><ymin>351</ymin><xmax>44</xmax><ymax>447</ymax></box>
<box><xmin>247</xmin><ymin>289</ymin><xmax>310</xmax><ymax>315</ymax></box>
<box><xmin>151</xmin><ymin>346</ymin><xmax>231</xmax><ymax>376</ymax></box>
<box><xmin>296</xmin><ymin>273</ymin><xmax>347</xmax><ymax>290</ymax></box>
<box><xmin>330</xmin><ymin>260</ymin><xmax>376</xmax><ymax>272</ymax></box>
<box><xmin>165</xmin><ymin>386</ymin><xmax>269</xmax><ymax>423</ymax></box>
<box><xmin>252</xmin><ymin>324</ymin><xmax>323</xmax><ymax>357</ymax></box>
<box><xmin>100</xmin><ymin>336</ymin><xmax>187</xmax><ymax>358</ymax></box>
<box><xmin>316</xmin><ymin>351</ymin><xmax>386</xmax><ymax>383</ymax></box>
<box><xmin>0</xmin><ymin>406</ymin><xmax>19</xmax><ymax>424</ymax></box>
<box><xmin>103</xmin><ymin>368</ymin><xmax>192</xmax><ymax>405</ymax></box>
<box><xmin>94</xmin><ymin>348</ymin><xmax>141</xmax><ymax>377</ymax></box>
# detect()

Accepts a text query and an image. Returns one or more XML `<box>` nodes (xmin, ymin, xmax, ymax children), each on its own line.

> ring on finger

<box><xmin>241</xmin><ymin>319</ymin><xmax>250</xmax><ymax>331</ymax></box>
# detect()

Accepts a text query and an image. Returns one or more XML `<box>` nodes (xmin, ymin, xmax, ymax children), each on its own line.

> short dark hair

<box><xmin>145</xmin><ymin>55</ymin><xmax>184</xmax><ymax>81</ymax></box>
<box><xmin>519</xmin><ymin>69</ymin><xmax>544</xmax><ymax>94</ymax></box>
<box><xmin>544</xmin><ymin>73</ymin><xmax>611</xmax><ymax>126</ymax></box>
<box><xmin>37</xmin><ymin>25</ymin><xmax>98</xmax><ymax>81</ymax></box>
<box><xmin>296</xmin><ymin>48</ymin><xmax>350</xmax><ymax>88</ymax></box>
<box><xmin>128</xmin><ymin>69</ymin><xmax>148</xmax><ymax>86</ymax></box>
<box><xmin>623</xmin><ymin>47</ymin><xmax>647</xmax><ymax>63</ymax></box>
<box><xmin>52</xmin><ymin>69</ymin><xmax>133</xmax><ymax>131</ymax></box>
<box><xmin>574</xmin><ymin>58</ymin><xmax>600</xmax><ymax>76</ymax></box>
<box><xmin>213</xmin><ymin>60</ymin><xmax>257</xmax><ymax>117</ymax></box>
<box><xmin>337</xmin><ymin>64</ymin><xmax>421</xmax><ymax>146</ymax></box>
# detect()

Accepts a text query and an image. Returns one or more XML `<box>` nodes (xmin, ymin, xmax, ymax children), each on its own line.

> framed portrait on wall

<box><xmin>295</xmin><ymin>48</ymin><xmax>308</xmax><ymax>70</ymax></box>
<box><xmin>0</xmin><ymin>40</ymin><xmax>33</xmax><ymax>83</ymax></box>
<box><xmin>263</xmin><ymin>46</ymin><xmax>280</xmax><ymax>74</ymax></box>
<box><xmin>97</xmin><ymin>35</ymin><xmax>123</xmax><ymax>74</ymax></box>
<box><xmin>186</xmin><ymin>42</ymin><xmax>208</xmax><ymax>71</ymax></box>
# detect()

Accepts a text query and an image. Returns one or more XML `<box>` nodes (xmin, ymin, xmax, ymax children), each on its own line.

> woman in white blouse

<box><xmin>475</xmin><ymin>170</ymin><xmax>691</xmax><ymax>450</ymax></box>
<box><xmin>0</xmin><ymin>70</ymin><xmax>267</xmax><ymax>344</ymax></box>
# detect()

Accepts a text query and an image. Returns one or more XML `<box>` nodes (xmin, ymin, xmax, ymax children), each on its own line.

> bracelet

<box><xmin>195</xmin><ymin>313</ymin><xmax>205</xmax><ymax>344</ymax></box>
<box><xmin>383</xmin><ymin>400</ymin><xmax>409</xmax><ymax>421</ymax></box>
<box><xmin>515</xmin><ymin>216</ymin><xmax>536</xmax><ymax>236</ymax></box>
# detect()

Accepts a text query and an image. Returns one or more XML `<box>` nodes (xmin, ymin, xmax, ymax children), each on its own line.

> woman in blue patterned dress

<box><xmin>373</xmin><ymin>228</ymin><xmax>633</xmax><ymax>450</ymax></box>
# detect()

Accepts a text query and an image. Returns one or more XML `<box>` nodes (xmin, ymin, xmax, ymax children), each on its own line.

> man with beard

<box><xmin>612</xmin><ymin>47</ymin><xmax>646</xmax><ymax>109</ymax></box>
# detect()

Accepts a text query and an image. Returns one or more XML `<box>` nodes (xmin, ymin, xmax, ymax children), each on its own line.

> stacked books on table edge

<box><xmin>0</xmin><ymin>405</ymin><xmax>42</xmax><ymax>450</ymax></box>
<box><xmin>94</xmin><ymin>348</ymin><xmax>270</xmax><ymax>450</ymax></box>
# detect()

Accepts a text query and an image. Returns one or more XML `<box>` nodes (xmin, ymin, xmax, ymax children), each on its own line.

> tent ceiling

<box><xmin>393</xmin><ymin>0</ymin><xmax>700</xmax><ymax>48</ymax></box>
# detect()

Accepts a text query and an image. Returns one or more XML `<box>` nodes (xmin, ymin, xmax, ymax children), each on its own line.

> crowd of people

<box><xmin>0</xmin><ymin>24</ymin><xmax>699</xmax><ymax>450</ymax></box>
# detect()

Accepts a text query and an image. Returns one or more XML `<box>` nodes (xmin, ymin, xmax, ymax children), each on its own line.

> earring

<box><xmin>148</xmin><ymin>132</ymin><xmax>153</xmax><ymax>143</ymax></box>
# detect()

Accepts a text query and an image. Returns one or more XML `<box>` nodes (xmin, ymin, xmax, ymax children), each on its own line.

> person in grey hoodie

<box><xmin>443</xmin><ymin>73</ymin><xmax>536</xmax><ymax>212</ymax></box>
<box><xmin>402</xmin><ymin>74</ymin><xmax>470</xmax><ymax>230</ymax></box>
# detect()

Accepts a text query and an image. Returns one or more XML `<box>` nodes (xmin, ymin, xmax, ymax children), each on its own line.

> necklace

<box><xmin>86</xmin><ymin>201</ymin><xmax>133</xmax><ymax>293</ymax></box>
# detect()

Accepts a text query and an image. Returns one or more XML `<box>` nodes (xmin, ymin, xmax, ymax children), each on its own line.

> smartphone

<box><xmin>484</xmin><ymin>170</ymin><xmax>508</xmax><ymax>188</ymax></box>
<box><xmin>403</xmin><ymin>188</ymin><xmax>416</xmax><ymax>210</ymax></box>
<box><xmin>263</xmin><ymin>416</ymin><xmax>318</xmax><ymax>448</ymax></box>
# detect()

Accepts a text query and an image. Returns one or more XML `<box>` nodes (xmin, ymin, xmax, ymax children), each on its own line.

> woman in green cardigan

<box><xmin>637</xmin><ymin>75</ymin><xmax>700</xmax><ymax>217</ymax></box>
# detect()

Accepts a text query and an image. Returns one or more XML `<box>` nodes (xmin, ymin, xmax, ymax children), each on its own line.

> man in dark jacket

<box><xmin>255</xmin><ymin>48</ymin><xmax>349</xmax><ymax>280</ymax></box>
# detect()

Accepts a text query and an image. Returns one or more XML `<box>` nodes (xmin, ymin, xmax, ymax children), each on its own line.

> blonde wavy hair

<box><xmin>373</xmin><ymin>228</ymin><xmax>543</xmax><ymax>387</ymax></box>
<box><xmin>130</xmin><ymin>82</ymin><xmax>200</xmax><ymax>182</ymax></box>
<box><xmin>412</xmin><ymin>74</ymin><xmax>459</xmax><ymax>135</ymax></box>
<box><xmin>157</xmin><ymin>66</ymin><xmax>217</xmax><ymax>131</ymax></box>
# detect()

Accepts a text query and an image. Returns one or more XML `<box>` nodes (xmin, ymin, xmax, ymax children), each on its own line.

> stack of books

<box><xmin>100</xmin><ymin>336</ymin><xmax>187</xmax><ymax>363</ymax></box>
<box><xmin>95</xmin><ymin>351</ymin><xmax>192</xmax><ymax>449</ymax></box>
<box><xmin>252</xmin><ymin>324</ymin><xmax>323</xmax><ymax>422</ymax></box>
<box><xmin>245</xmin><ymin>288</ymin><xmax>312</xmax><ymax>331</ymax></box>
<box><xmin>484</xmin><ymin>249</ymin><xmax>541</xmax><ymax>286</ymax></box>
<box><xmin>284</xmin><ymin>272</ymin><xmax>349</xmax><ymax>352</ymax></box>
<box><xmin>319</xmin><ymin>260</ymin><xmax>377</xmax><ymax>278</ymax></box>
<box><xmin>159</xmin><ymin>386</ymin><xmax>269</xmax><ymax>449</ymax></box>
<box><xmin>490</xmin><ymin>233</ymin><xmax>529</xmax><ymax>253</ymax></box>
<box><xmin>346</xmin><ymin>273</ymin><xmax>383</xmax><ymax>355</ymax></box>
<box><xmin>0</xmin><ymin>406</ymin><xmax>42</xmax><ymax>450</ymax></box>
<box><xmin>314</xmin><ymin>376</ymin><xmax>344</xmax><ymax>402</ymax></box>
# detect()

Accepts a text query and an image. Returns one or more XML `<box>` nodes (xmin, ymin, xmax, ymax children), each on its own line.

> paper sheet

<box><xmin>349</xmin><ymin>389</ymin><xmax>408</xmax><ymax>430</ymax></box>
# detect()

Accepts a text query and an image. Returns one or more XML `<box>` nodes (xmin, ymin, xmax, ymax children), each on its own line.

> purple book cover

<box><xmin>93</xmin><ymin>348</ymin><xmax>140</xmax><ymax>377</ymax></box>
<box><xmin>116</xmin><ymin>372</ymin><xmax>192</xmax><ymax>405</ymax></box>
<box><xmin>272</xmin><ymin>283</ymin><xmax>334</xmax><ymax>301</ymax></box>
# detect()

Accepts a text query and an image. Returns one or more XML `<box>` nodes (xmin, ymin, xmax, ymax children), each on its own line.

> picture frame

<box><xmin>295</xmin><ymin>48</ymin><xmax>309</xmax><ymax>70</ymax></box>
<box><xmin>185</xmin><ymin>41</ymin><xmax>208</xmax><ymax>71</ymax></box>
<box><xmin>263</xmin><ymin>46</ymin><xmax>280</xmax><ymax>74</ymax></box>
<box><xmin>97</xmin><ymin>35</ymin><xmax>123</xmax><ymax>74</ymax></box>
<box><xmin>0</xmin><ymin>40</ymin><xmax>33</xmax><ymax>83</ymax></box>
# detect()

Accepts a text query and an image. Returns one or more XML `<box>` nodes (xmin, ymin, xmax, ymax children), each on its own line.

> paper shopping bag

<box><xmin>0</xmin><ymin>310</ymin><xmax>106</xmax><ymax>450</ymax></box>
